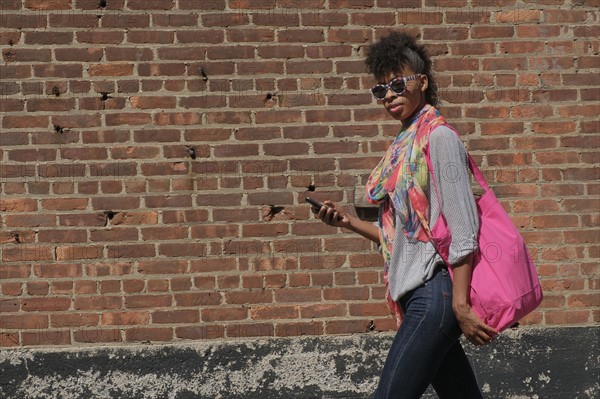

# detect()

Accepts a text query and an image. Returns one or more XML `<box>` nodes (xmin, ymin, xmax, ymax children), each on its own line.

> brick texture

<box><xmin>0</xmin><ymin>1</ymin><xmax>598</xmax><ymax>348</ymax></box>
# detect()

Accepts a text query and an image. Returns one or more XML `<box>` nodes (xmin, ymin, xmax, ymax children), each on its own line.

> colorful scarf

<box><xmin>365</xmin><ymin>104</ymin><xmax>448</xmax><ymax>327</ymax></box>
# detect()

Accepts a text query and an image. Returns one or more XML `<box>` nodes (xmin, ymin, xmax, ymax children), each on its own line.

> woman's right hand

<box><xmin>453</xmin><ymin>303</ymin><xmax>498</xmax><ymax>346</ymax></box>
<box><xmin>312</xmin><ymin>200</ymin><xmax>381</xmax><ymax>245</ymax></box>
<box><xmin>313</xmin><ymin>200</ymin><xmax>352</xmax><ymax>229</ymax></box>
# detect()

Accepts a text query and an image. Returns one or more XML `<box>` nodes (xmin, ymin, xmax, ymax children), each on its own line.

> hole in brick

<box><xmin>265</xmin><ymin>93</ymin><xmax>273</xmax><ymax>101</ymax></box>
<box><xmin>100</xmin><ymin>92</ymin><xmax>110</xmax><ymax>101</ymax></box>
<box><xmin>11</xmin><ymin>232</ymin><xmax>21</xmax><ymax>244</ymax></box>
<box><xmin>98</xmin><ymin>0</ymin><xmax>107</xmax><ymax>8</ymax></box>
<box><xmin>368</xmin><ymin>320</ymin><xmax>375</xmax><ymax>331</ymax></box>
<box><xmin>185</xmin><ymin>145</ymin><xmax>197</xmax><ymax>160</ymax></box>
<box><xmin>103</xmin><ymin>210</ymin><xmax>117</xmax><ymax>227</ymax></box>
<box><xmin>307</xmin><ymin>184</ymin><xmax>316</xmax><ymax>191</ymax></box>
<box><xmin>52</xmin><ymin>86</ymin><xmax>60</xmax><ymax>97</ymax></box>
<box><xmin>8</xmin><ymin>39</ymin><xmax>14</xmax><ymax>46</ymax></box>
<box><xmin>266</xmin><ymin>206</ymin><xmax>284</xmax><ymax>219</ymax></box>
<box><xmin>199</xmin><ymin>67</ymin><xmax>208</xmax><ymax>81</ymax></box>
<box><xmin>53</xmin><ymin>124</ymin><xmax>65</xmax><ymax>134</ymax></box>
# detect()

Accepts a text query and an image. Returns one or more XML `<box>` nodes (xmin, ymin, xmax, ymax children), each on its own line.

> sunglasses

<box><xmin>370</xmin><ymin>74</ymin><xmax>420</xmax><ymax>100</ymax></box>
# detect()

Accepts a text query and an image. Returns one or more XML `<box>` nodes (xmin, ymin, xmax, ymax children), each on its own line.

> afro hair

<box><xmin>364</xmin><ymin>32</ymin><xmax>438</xmax><ymax>107</ymax></box>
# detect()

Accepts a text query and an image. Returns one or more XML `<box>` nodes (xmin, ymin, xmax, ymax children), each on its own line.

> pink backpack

<box><xmin>423</xmin><ymin>131</ymin><xmax>543</xmax><ymax>332</ymax></box>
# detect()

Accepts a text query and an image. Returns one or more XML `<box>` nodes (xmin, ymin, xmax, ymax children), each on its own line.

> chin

<box><xmin>387</xmin><ymin>110</ymin><xmax>404</xmax><ymax>120</ymax></box>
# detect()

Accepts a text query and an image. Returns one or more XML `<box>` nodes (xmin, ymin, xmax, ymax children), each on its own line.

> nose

<box><xmin>383</xmin><ymin>86</ymin><xmax>397</xmax><ymax>101</ymax></box>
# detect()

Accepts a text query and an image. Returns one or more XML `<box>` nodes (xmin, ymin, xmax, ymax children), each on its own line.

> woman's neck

<box><xmin>401</xmin><ymin>101</ymin><xmax>429</xmax><ymax>127</ymax></box>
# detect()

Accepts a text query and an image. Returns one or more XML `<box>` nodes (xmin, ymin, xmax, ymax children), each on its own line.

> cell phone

<box><xmin>305</xmin><ymin>197</ymin><xmax>342</xmax><ymax>221</ymax></box>
<box><xmin>304</xmin><ymin>196</ymin><xmax>324</xmax><ymax>210</ymax></box>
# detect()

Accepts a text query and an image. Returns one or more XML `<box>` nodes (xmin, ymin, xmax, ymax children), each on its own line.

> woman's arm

<box><xmin>429</xmin><ymin>127</ymin><xmax>498</xmax><ymax>345</ymax></box>
<box><xmin>314</xmin><ymin>200</ymin><xmax>380</xmax><ymax>245</ymax></box>
<box><xmin>347</xmin><ymin>214</ymin><xmax>380</xmax><ymax>244</ymax></box>
<box><xmin>451</xmin><ymin>255</ymin><xmax>498</xmax><ymax>346</ymax></box>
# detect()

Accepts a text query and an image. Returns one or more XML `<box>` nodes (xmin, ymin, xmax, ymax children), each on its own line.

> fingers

<box><xmin>315</xmin><ymin>201</ymin><xmax>340</xmax><ymax>225</ymax></box>
<box><xmin>482</xmin><ymin>323</ymin><xmax>499</xmax><ymax>338</ymax></box>
<box><xmin>458</xmin><ymin>308</ymin><xmax>498</xmax><ymax>346</ymax></box>
<box><xmin>468</xmin><ymin>323</ymin><xmax>497</xmax><ymax>346</ymax></box>
<box><xmin>459</xmin><ymin>314</ymin><xmax>498</xmax><ymax>346</ymax></box>
<box><xmin>320</xmin><ymin>207</ymin><xmax>339</xmax><ymax>225</ymax></box>
<box><xmin>466</xmin><ymin>331</ymin><xmax>488</xmax><ymax>346</ymax></box>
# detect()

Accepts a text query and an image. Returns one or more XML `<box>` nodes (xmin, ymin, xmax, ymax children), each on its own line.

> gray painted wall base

<box><xmin>1</xmin><ymin>326</ymin><xmax>598</xmax><ymax>399</ymax></box>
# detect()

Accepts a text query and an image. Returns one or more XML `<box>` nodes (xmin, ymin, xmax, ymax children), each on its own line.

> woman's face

<box><xmin>375</xmin><ymin>66</ymin><xmax>428</xmax><ymax>124</ymax></box>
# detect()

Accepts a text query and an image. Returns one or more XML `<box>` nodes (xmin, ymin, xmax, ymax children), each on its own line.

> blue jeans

<box><xmin>373</xmin><ymin>267</ymin><xmax>483</xmax><ymax>399</ymax></box>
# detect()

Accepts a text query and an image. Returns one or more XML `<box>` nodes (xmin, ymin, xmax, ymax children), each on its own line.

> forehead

<box><xmin>374</xmin><ymin>65</ymin><xmax>417</xmax><ymax>84</ymax></box>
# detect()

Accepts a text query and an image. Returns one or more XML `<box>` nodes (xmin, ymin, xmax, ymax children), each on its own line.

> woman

<box><xmin>312</xmin><ymin>32</ymin><xmax>497</xmax><ymax>398</ymax></box>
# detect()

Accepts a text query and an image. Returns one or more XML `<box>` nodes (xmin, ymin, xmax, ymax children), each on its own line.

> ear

<box><xmin>420</xmin><ymin>74</ymin><xmax>429</xmax><ymax>93</ymax></box>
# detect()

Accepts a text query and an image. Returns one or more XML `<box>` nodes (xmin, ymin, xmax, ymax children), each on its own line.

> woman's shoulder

<box><xmin>428</xmin><ymin>124</ymin><xmax>468</xmax><ymax>158</ymax></box>
<box><xmin>429</xmin><ymin>124</ymin><xmax>460</xmax><ymax>144</ymax></box>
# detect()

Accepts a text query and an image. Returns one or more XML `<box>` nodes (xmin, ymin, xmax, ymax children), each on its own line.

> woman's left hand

<box><xmin>453</xmin><ymin>303</ymin><xmax>498</xmax><ymax>346</ymax></box>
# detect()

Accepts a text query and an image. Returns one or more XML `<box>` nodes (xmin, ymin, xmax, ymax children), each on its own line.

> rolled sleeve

<box><xmin>429</xmin><ymin>126</ymin><xmax>479</xmax><ymax>265</ymax></box>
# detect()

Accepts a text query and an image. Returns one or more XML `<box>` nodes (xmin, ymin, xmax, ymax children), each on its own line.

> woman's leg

<box><xmin>431</xmin><ymin>340</ymin><xmax>483</xmax><ymax>399</ymax></box>
<box><xmin>373</xmin><ymin>267</ymin><xmax>482</xmax><ymax>399</ymax></box>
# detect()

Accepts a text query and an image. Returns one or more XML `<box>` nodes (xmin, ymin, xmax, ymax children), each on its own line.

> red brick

<box><xmin>574</xmin><ymin>25</ymin><xmax>600</xmax><ymax>37</ymax></box>
<box><xmin>176</xmin><ymin>325</ymin><xmax>225</xmax><ymax>340</ymax></box>
<box><xmin>105</xmin><ymin>113</ymin><xmax>152</xmax><ymax>126</ymax></box>
<box><xmin>26</xmin><ymin>280</ymin><xmax>48</xmax><ymax>296</ymax></box>
<box><xmin>173</xmin><ymin>291</ymin><xmax>221</xmax><ymax>307</ymax></box>
<box><xmin>126</xmin><ymin>327</ymin><xmax>173</xmax><ymax>342</ymax></box>
<box><xmin>2</xmin><ymin>245</ymin><xmax>54</xmax><ymax>262</ymax></box>
<box><xmin>0</xmin><ymin>0</ymin><xmax>21</xmax><ymax>10</ymax></box>
<box><xmin>300</xmin><ymin>303</ymin><xmax>346</xmax><ymax>318</ymax></box>
<box><xmin>101</xmin><ymin>13</ymin><xmax>149</xmax><ymax>28</ymax></box>
<box><xmin>24</xmin><ymin>31</ymin><xmax>72</xmax><ymax>44</ymax></box>
<box><xmin>567</xmin><ymin>294</ymin><xmax>599</xmax><ymax>308</ymax></box>
<box><xmin>227</xmin><ymin>323</ymin><xmax>274</xmax><ymax>338</ymax></box>
<box><xmin>22</xmin><ymin>330</ymin><xmax>71</xmax><ymax>346</ymax></box>
<box><xmin>106</xmin><ymin>47</ymin><xmax>153</xmax><ymax>61</ymax></box>
<box><xmin>545</xmin><ymin>310</ymin><xmax>590</xmax><ymax>325</ymax></box>
<box><xmin>326</xmin><ymin>319</ymin><xmax>370</xmax><ymax>334</ymax></box>
<box><xmin>77</xmin><ymin>31</ymin><xmax>124</xmax><ymax>44</ymax></box>
<box><xmin>107</xmin><ymin>244</ymin><xmax>156</xmax><ymax>259</ymax></box>
<box><xmin>152</xmin><ymin>310</ymin><xmax>199</xmax><ymax>324</ymax></box>
<box><xmin>274</xmin><ymin>288</ymin><xmax>322</xmax><ymax>303</ymax></box>
<box><xmin>124</xmin><ymin>0</ymin><xmax>171</xmax><ymax>9</ymax></box>
<box><xmin>251</xmin><ymin>305</ymin><xmax>299</xmax><ymax>320</ymax></box>
<box><xmin>226</xmin><ymin>290</ymin><xmax>273</xmax><ymax>305</ymax></box>
<box><xmin>276</xmin><ymin>321</ymin><xmax>323</xmax><ymax>337</ymax></box>
<box><xmin>154</xmin><ymin>112</ymin><xmax>202</xmax><ymax>126</ymax></box>
<box><xmin>349</xmin><ymin>303</ymin><xmax>390</xmax><ymax>317</ymax></box>
<box><xmin>0</xmin><ymin>198</ymin><xmax>37</xmax><ymax>212</ymax></box>
<box><xmin>51</xmin><ymin>313</ymin><xmax>99</xmax><ymax>328</ymax></box>
<box><xmin>22</xmin><ymin>297</ymin><xmax>71</xmax><ymax>312</ymax></box>
<box><xmin>125</xmin><ymin>295</ymin><xmax>171</xmax><ymax>309</ymax></box>
<box><xmin>202</xmin><ymin>307</ymin><xmax>248</xmax><ymax>322</ymax></box>
<box><xmin>0</xmin><ymin>314</ymin><xmax>48</xmax><ymax>330</ymax></box>
<box><xmin>89</xmin><ymin>63</ymin><xmax>134</xmax><ymax>76</ymax></box>
<box><xmin>49</xmin><ymin>13</ymin><xmax>99</xmax><ymax>28</ymax></box>
<box><xmin>280</xmin><ymin>28</ymin><xmax>325</xmax><ymax>43</ymax></box>
<box><xmin>228</xmin><ymin>0</ymin><xmax>276</xmax><ymax>9</ymax></box>
<box><xmin>74</xmin><ymin>329</ymin><xmax>121</xmax><ymax>343</ymax></box>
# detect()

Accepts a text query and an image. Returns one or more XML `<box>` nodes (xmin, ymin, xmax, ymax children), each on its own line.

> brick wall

<box><xmin>0</xmin><ymin>0</ymin><xmax>598</xmax><ymax>348</ymax></box>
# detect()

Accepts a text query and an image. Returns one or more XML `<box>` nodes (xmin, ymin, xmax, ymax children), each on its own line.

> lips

<box><xmin>388</xmin><ymin>103</ymin><xmax>403</xmax><ymax>114</ymax></box>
